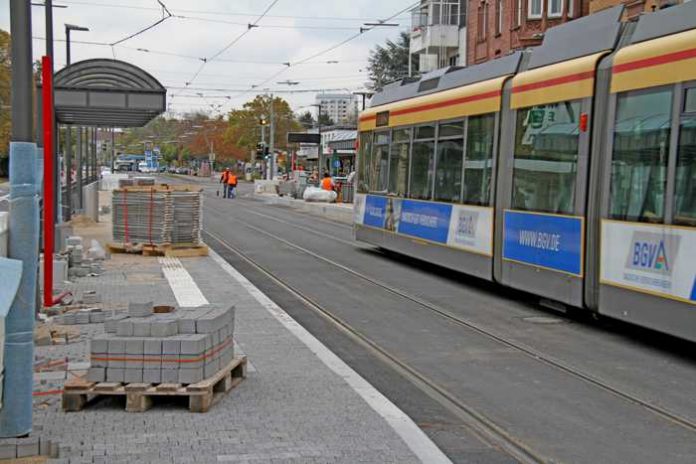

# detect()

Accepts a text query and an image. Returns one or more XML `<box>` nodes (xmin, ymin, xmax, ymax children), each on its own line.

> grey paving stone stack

<box><xmin>171</xmin><ymin>190</ymin><xmax>203</xmax><ymax>245</ymax></box>
<box><xmin>89</xmin><ymin>303</ymin><xmax>235</xmax><ymax>385</ymax></box>
<box><xmin>112</xmin><ymin>188</ymin><xmax>173</xmax><ymax>245</ymax></box>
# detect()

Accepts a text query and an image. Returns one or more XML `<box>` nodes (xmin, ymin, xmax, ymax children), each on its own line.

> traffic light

<box><xmin>259</xmin><ymin>116</ymin><xmax>268</xmax><ymax>126</ymax></box>
<box><xmin>255</xmin><ymin>143</ymin><xmax>265</xmax><ymax>160</ymax></box>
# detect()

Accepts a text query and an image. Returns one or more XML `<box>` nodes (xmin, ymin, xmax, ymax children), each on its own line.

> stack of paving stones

<box><xmin>65</xmin><ymin>236</ymin><xmax>103</xmax><ymax>278</ymax></box>
<box><xmin>171</xmin><ymin>190</ymin><xmax>203</xmax><ymax>245</ymax></box>
<box><xmin>112</xmin><ymin>188</ymin><xmax>173</xmax><ymax>246</ymax></box>
<box><xmin>88</xmin><ymin>301</ymin><xmax>235</xmax><ymax>385</ymax></box>
<box><xmin>0</xmin><ymin>436</ymin><xmax>59</xmax><ymax>460</ymax></box>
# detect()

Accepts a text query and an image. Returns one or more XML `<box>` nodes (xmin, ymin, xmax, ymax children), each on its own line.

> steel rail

<box><xmin>203</xmin><ymin>204</ymin><xmax>696</xmax><ymax>435</ymax></box>
<box><xmin>203</xmin><ymin>228</ymin><xmax>548</xmax><ymax>464</ymax></box>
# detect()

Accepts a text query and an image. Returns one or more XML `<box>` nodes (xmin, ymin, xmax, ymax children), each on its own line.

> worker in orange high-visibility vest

<box><xmin>219</xmin><ymin>168</ymin><xmax>231</xmax><ymax>198</ymax></box>
<box><xmin>227</xmin><ymin>171</ymin><xmax>238</xmax><ymax>199</ymax></box>
<box><xmin>321</xmin><ymin>172</ymin><xmax>334</xmax><ymax>191</ymax></box>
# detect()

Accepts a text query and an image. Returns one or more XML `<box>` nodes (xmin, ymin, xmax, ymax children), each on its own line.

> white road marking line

<box><xmin>159</xmin><ymin>257</ymin><xmax>209</xmax><ymax>307</ymax></box>
<box><xmin>209</xmin><ymin>249</ymin><xmax>453</xmax><ymax>464</ymax></box>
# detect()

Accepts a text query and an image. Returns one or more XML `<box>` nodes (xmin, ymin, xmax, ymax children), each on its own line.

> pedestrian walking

<box><xmin>227</xmin><ymin>171</ymin><xmax>238</xmax><ymax>199</ymax></box>
<box><xmin>220</xmin><ymin>168</ymin><xmax>231</xmax><ymax>198</ymax></box>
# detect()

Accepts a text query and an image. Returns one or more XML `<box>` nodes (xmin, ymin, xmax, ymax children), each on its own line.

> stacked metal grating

<box><xmin>88</xmin><ymin>302</ymin><xmax>236</xmax><ymax>385</ymax></box>
<box><xmin>112</xmin><ymin>188</ymin><xmax>173</xmax><ymax>245</ymax></box>
<box><xmin>171</xmin><ymin>191</ymin><xmax>203</xmax><ymax>245</ymax></box>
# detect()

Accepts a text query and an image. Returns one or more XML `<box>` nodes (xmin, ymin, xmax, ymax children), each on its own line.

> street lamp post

<box><xmin>310</xmin><ymin>103</ymin><xmax>323</xmax><ymax>176</ymax></box>
<box><xmin>65</xmin><ymin>23</ymin><xmax>89</xmax><ymax>66</ymax></box>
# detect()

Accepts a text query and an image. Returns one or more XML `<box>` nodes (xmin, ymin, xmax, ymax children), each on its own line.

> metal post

<box><xmin>110</xmin><ymin>128</ymin><xmax>115</xmax><ymax>173</ymax></box>
<box><xmin>45</xmin><ymin>0</ymin><xmax>59</xmax><ymax>226</ymax></box>
<box><xmin>65</xmin><ymin>28</ymin><xmax>71</xmax><ymax>65</ymax></box>
<box><xmin>41</xmin><ymin>55</ymin><xmax>55</xmax><ymax>308</ymax></box>
<box><xmin>65</xmin><ymin>127</ymin><xmax>72</xmax><ymax>220</ymax></box>
<box><xmin>269</xmin><ymin>93</ymin><xmax>275</xmax><ymax>180</ymax></box>
<box><xmin>76</xmin><ymin>127</ymin><xmax>82</xmax><ymax>210</ymax></box>
<box><xmin>1</xmin><ymin>0</ymin><xmax>37</xmax><ymax>438</ymax></box>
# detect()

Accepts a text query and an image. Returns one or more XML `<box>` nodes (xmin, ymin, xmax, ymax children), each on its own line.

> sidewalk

<box><xmin>23</xmin><ymin>191</ymin><xmax>449</xmax><ymax>463</ymax></box>
<box><xmin>253</xmin><ymin>193</ymin><xmax>354</xmax><ymax>225</ymax></box>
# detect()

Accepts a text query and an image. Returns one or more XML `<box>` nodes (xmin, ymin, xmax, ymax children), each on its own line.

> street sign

<box><xmin>288</xmin><ymin>132</ymin><xmax>321</xmax><ymax>144</ymax></box>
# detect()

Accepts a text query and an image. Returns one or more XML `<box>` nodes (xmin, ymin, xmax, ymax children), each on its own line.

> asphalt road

<box><xmin>176</xmin><ymin>177</ymin><xmax>696</xmax><ymax>463</ymax></box>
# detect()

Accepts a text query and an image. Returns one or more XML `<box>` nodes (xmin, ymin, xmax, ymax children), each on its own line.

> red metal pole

<box><xmin>42</xmin><ymin>55</ymin><xmax>55</xmax><ymax>308</ymax></box>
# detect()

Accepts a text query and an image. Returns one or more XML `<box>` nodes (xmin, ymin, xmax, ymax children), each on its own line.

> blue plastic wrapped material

<box><xmin>0</xmin><ymin>141</ymin><xmax>39</xmax><ymax>437</ymax></box>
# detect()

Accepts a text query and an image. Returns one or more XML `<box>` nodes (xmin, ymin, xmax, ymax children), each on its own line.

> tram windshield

<box><xmin>512</xmin><ymin>101</ymin><xmax>581</xmax><ymax>214</ymax></box>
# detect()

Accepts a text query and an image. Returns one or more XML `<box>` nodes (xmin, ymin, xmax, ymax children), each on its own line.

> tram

<box><xmin>354</xmin><ymin>3</ymin><xmax>696</xmax><ymax>342</ymax></box>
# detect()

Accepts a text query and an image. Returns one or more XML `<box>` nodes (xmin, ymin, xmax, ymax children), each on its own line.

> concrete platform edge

<box><xmin>209</xmin><ymin>249</ymin><xmax>453</xmax><ymax>464</ymax></box>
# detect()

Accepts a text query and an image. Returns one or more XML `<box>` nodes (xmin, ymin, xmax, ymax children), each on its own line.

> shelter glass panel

<box><xmin>512</xmin><ymin>101</ymin><xmax>580</xmax><ymax>214</ymax></box>
<box><xmin>610</xmin><ymin>89</ymin><xmax>672</xmax><ymax>223</ymax></box>
<box><xmin>434</xmin><ymin>139</ymin><xmax>464</xmax><ymax>202</ymax></box>
<box><xmin>674</xmin><ymin>116</ymin><xmax>696</xmax><ymax>226</ymax></box>
<box><xmin>464</xmin><ymin>113</ymin><xmax>496</xmax><ymax>206</ymax></box>
<box><xmin>410</xmin><ymin>141</ymin><xmax>435</xmax><ymax>200</ymax></box>
<box><xmin>357</xmin><ymin>132</ymin><xmax>373</xmax><ymax>193</ymax></box>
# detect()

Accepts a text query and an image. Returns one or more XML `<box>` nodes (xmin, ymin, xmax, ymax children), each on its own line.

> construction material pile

<box><xmin>112</xmin><ymin>185</ymin><xmax>202</xmax><ymax>246</ymax></box>
<box><xmin>88</xmin><ymin>302</ymin><xmax>235</xmax><ymax>385</ymax></box>
<box><xmin>171</xmin><ymin>191</ymin><xmax>202</xmax><ymax>244</ymax></box>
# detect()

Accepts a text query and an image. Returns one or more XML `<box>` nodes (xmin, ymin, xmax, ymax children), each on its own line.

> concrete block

<box><xmin>180</xmin><ymin>334</ymin><xmax>207</xmax><ymax>355</ymax></box>
<box><xmin>116</xmin><ymin>319</ymin><xmax>134</xmax><ymax>337</ymax></box>
<box><xmin>62</xmin><ymin>313</ymin><xmax>76</xmax><ymax>325</ymax></box>
<box><xmin>128</xmin><ymin>300</ymin><xmax>153</xmax><ymax>318</ymax></box>
<box><xmin>204</xmin><ymin>358</ymin><xmax>219</xmax><ymax>379</ymax></box>
<box><xmin>0</xmin><ymin>441</ymin><xmax>17</xmax><ymax>459</ymax></box>
<box><xmin>124</xmin><ymin>368</ymin><xmax>143</xmax><ymax>384</ymax></box>
<box><xmin>161</xmin><ymin>354</ymin><xmax>179</xmax><ymax>370</ymax></box>
<box><xmin>162</xmin><ymin>338</ymin><xmax>181</xmax><ymax>355</ymax></box>
<box><xmin>160</xmin><ymin>369</ymin><xmax>179</xmax><ymax>384</ymax></box>
<box><xmin>106</xmin><ymin>368</ymin><xmax>124</xmax><ymax>383</ymax></box>
<box><xmin>82</xmin><ymin>291</ymin><xmax>101</xmax><ymax>304</ymax></box>
<box><xmin>39</xmin><ymin>437</ymin><xmax>51</xmax><ymax>456</ymax></box>
<box><xmin>16</xmin><ymin>438</ymin><xmax>39</xmax><ymax>458</ymax></box>
<box><xmin>89</xmin><ymin>312</ymin><xmax>106</xmax><ymax>323</ymax></box>
<box><xmin>90</xmin><ymin>335</ymin><xmax>110</xmax><ymax>354</ymax></box>
<box><xmin>178</xmin><ymin>368</ymin><xmax>204</xmax><ymax>385</ymax></box>
<box><xmin>177</xmin><ymin>316</ymin><xmax>197</xmax><ymax>334</ymax></box>
<box><xmin>126</xmin><ymin>338</ymin><xmax>144</xmax><ymax>368</ymax></box>
<box><xmin>132</xmin><ymin>319</ymin><xmax>151</xmax><ymax>337</ymax></box>
<box><xmin>66</xmin><ymin>236</ymin><xmax>83</xmax><ymax>247</ymax></box>
<box><xmin>104</xmin><ymin>318</ymin><xmax>118</xmax><ymax>333</ymax></box>
<box><xmin>76</xmin><ymin>312</ymin><xmax>91</xmax><ymax>324</ymax></box>
<box><xmin>87</xmin><ymin>367</ymin><xmax>106</xmax><ymax>382</ymax></box>
<box><xmin>142</xmin><ymin>369</ymin><xmax>161</xmax><ymax>384</ymax></box>
<box><xmin>151</xmin><ymin>320</ymin><xmax>178</xmax><ymax>337</ymax></box>
<box><xmin>144</xmin><ymin>339</ymin><xmax>162</xmax><ymax>355</ymax></box>
<box><xmin>108</xmin><ymin>339</ymin><xmax>126</xmax><ymax>368</ymax></box>
<box><xmin>212</xmin><ymin>329</ymin><xmax>221</xmax><ymax>347</ymax></box>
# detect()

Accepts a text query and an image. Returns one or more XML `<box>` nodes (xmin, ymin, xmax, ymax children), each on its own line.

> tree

<box><xmin>297</xmin><ymin>111</ymin><xmax>315</xmax><ymax>129</ymax></box>
<box><xmin>367</xmin><ymin>31</ymin><xmax>416</xmax><ymax>91</ymax></box>
<box><xmin>225</xmin><ymin>95</ymin><xmax>302</xmax><ymax>154</ymax></box>
<box><xmin>0</xmin><ymin>29</ymin><xmax>11</xmax><ymax>169</ymax></box>
<box><xmin>318</xmin><ymin>113</ymin><xmax>335</xmax><ymax>127</ymax></box>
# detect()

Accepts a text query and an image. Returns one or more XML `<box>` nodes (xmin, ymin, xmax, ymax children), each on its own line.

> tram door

<box><xmin>494</xmin><ymin>55</ymin><xmax>599</xmax><ymax>307</ymax></box>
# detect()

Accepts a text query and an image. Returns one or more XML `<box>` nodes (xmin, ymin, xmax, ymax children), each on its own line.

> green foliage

<box><xmin>298</xmin><ymin>111</ymin><xmax>315</xmax><ymax>129</ymax></box>
<box><xmin>225</xmin><ymin>95</ymin><xmax>301</xmax><ymax>151</ymax></box>
<box><xmin>318</xmin><ymin>113</ymin><xmax>335</xmax><ymax>127</ymax></box>
<box><xmin>367</xmin><ymin>31</ymin><xmax>415</xmax><ymax>91</ymax></box>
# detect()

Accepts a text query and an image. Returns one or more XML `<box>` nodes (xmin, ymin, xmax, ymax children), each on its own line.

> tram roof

<box><xmin>630</xmin><ymin>0</ymin><xmax>696</xmax><ymax>45</ymax></box>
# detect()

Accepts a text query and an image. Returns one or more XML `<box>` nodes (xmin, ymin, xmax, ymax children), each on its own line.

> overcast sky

<box><xmin>0</xmin><ymin>0</ymin><xmax>413</xmax><ymax>118</ymax></box>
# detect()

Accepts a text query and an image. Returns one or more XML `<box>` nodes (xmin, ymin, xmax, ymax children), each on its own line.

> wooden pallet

<box><xmin>62</xmin><ymin>356</ymin><xmax>247</xmax><ymax>413</ymax></box>
<box><xmin>107</xmin><ymin>242</ymin><xmax>208</xmax><ymax>258</ymax></box>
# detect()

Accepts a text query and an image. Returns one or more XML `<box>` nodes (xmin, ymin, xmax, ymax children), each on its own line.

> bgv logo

<box><xmin>625</xmin><ymin>232</ymin><xmax>680</xmax><ymax>275</ymax></box>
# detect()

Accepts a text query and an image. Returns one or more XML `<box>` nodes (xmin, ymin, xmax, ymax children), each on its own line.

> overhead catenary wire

<box><xmin>109</xmin><ymin>0</ymin><xmax>173</xmax><ymax>46</ymax></box>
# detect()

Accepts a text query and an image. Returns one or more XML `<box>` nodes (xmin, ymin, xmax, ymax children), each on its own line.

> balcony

<box><xmin>410</xmin><ymin>0</ymin><xmax>464</xmax><ymax>55</ymax></box>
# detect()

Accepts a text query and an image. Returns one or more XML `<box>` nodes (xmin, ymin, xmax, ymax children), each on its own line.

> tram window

<box><xmin>610</xmin><ymin>89</ymin><xmax>672</xmax><ymax>223</ymax></box>
<box><xmin>409</xmin><ymin>141</ymin><xmax>435</xmax><ymax>200</ymax></box>
<box><xmin>438</xmin><ymin>120</ymin><xmax>464</xmax><ymax>138</ymax></box>
<box><xmin>434</xmin><ymin>139</ymin><xmax>464</xmax><ymax>202</ymax></box>
<box><xmin>674</xmin><ymin>115</ymin><xmax>696</xmax><ymax>226</ymax></box>
<box><xmin>685</xmin><ymin>88</ymin><xmax>696</xmax><ymax>113</ymax></box>
<box><xmin>415</xmin><ymin>124</ymin><xmax>436</xmax><ymax>140</ymax></box>
<box><xmin>357</xmin><ymin>132</ymin><xmax>372</xmax><ymax>193</ymax></box>
<box><xmin>370</xmin><ymin>143</ymin><xmax>389</xmax><ymax>193</ymax></box>
<box><xmin>464</xmin><ymin>113</ymin><xmax>495</xmax><ymax>206</ymax></box>
<box><xmin>512</xmin><ymin>101</ymin><xmax>580</xmax><ymax>214</ymax></box>
<box><xmin>389</xmin><ymin>129</ymin><xmax>411</xmax><ymax>196</ymax></box>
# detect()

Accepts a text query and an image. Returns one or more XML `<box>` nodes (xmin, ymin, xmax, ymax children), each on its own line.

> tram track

<box><xmin>203</xmin><ymin>202</ymin><xmax>696</xmax><ymax>436</ymax></box>
<box><xmin>202</xmin><ymin>227</ymin><xmax>548</xmax><ymax>464</ymax></box>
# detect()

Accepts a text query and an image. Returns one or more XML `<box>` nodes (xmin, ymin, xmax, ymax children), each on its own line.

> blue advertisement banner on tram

<box><xmin>503</xmin><ymin>211</ymin><xmax>583</xmax><ymax>276</ymax></box>
<box><xmin>363</xmin><ymin>195</ymin><xmax>389</xmax><ymax>228</ymax></box>
<box><xmin>397</xmin><ymin>200</ymin><xmax>452</xmax><ymax>244</ymax></box>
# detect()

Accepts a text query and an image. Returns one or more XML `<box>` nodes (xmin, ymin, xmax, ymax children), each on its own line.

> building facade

<box><xmin>410</xmin><ymin>0</ymin><xmax>469</xmax><ymax>72</ymax></box>
<box><xmin>315</xmin><ymin>94</ymin><xmax>358</xmax><ymax>125</ymax></box>
<box><xmin>467</xmin><ymin>0</ymin><xmax>688</xmax><ymax>64</ymax></box>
